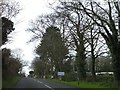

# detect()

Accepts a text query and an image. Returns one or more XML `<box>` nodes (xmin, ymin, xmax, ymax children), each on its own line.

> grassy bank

<box><xmin>2</xmin><ymin>75</ymin><xmax>21</xmax><ymax>88</ymax></box>
<box><xmin>46</xmin><ymin>79</ymin><xmax>113</xmax><ymax>88</ymax></box>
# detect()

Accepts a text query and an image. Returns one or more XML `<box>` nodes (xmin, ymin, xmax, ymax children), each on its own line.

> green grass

<box><xmin>2</xmin><ymin>75</ymin><xmax>21</xmax><ymax>88</ymax></box>
<box><xmin>46</xmin><ymin>79</ymin><xmax>110</xmax><ymax>88</ymax></box>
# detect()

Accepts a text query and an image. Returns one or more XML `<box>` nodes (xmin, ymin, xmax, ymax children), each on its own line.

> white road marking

<box><xmin>44</xmin><ymin>84</ymin><xmax>52</xmax><ymax>88</ymax></box>
<box><xmin>30</xmin><ymin>78</ymin><xmax>41</xmax><ymax>83</ymax></box>
<box><xmin>30</xmin><ymin>78</ymin><xmax>54</xmax><ymax>90</ymax></box>
<box><xmin>37</xmin><ymin>81</ymin><xmax>43</xmax><ymax>84</ymax></box>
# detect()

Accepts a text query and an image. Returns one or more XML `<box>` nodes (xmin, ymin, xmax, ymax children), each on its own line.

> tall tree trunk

<box><xmin>76</xmin><ymin>52</ymin><xmax>86</xmax><ymax>80</ymax></box>
<box><xmin>76</xmin><ymin>38</ymin><xmax>86</xmax><ymax>80</ymax></box>
<box><xmin>91</xmin><ymin>54</ymin><xmax>96</xmax><ymax>80</ymax></box>
<box><xmin>110</xmin><ymin>43</ymin><xmax>120</xmax><ymax>86</ymax></box>
<box><xmin>90</xmin><ymin>28</ymin><xmax>96</xmax><ymax>80</ymax></box>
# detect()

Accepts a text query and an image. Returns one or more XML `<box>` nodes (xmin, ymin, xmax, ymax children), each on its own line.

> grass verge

<box><xmin>46</xmin><ymin>79</ymin><xmax>111</xmax><ymax>88</ymax></box>
<box><xmin>2</xmin><ymin>75</ymin><xmax>21</xmax><ymax>88</ymax></box>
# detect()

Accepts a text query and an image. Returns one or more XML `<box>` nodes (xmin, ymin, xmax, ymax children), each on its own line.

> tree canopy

<box><xmin>28</xmin><ymin>0</ymin><xmax>120</xmax><ymax>87</ymax></box>
<box><xmin>34</xmin><ymin>26</ymin><xmax>68</xmax><ymax>78</ymax></box>
<box><xmin>2</xmin><ymin>17</ymin><xmax>14</xmax><ymax>45</ymax></box>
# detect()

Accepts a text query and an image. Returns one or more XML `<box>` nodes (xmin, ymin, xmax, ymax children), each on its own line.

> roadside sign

<box><xmin>57</xmin><ymin>72</ymin><xmax>65</xmax><ymax>76</ymax></box>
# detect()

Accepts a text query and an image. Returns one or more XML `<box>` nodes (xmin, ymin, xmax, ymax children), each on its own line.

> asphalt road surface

<box><xmin>14</xmin><ymin>77</ymin><xmax>79</xmax><ymax>90</ymax></box>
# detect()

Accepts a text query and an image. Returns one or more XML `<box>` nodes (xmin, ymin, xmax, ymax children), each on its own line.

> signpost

<box><xmin>57</xmin><ymin>72</ymin><xmax>65</xmax><ymax>80</ymax></box>
<box><xmin>57</xmin><ymin>72</ymin><xmax>65</xmax><ymax>76</ymax></box>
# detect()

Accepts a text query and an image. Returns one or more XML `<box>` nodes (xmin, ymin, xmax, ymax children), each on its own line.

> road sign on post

<box><xmin>57</xmin><ymin>72</ymin><xmax>65</xmax><ymax>80</ymax></box>
<box><xmin>57</xmin><ymin>72</ymin><xmax>65</xmax><ymax>76</ymax></box>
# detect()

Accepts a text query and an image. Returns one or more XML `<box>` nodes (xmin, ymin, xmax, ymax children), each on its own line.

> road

<box><xmin>14</xmin><ymin>77</ymin><xmax>79</xmax><ymax>90</ymax></box>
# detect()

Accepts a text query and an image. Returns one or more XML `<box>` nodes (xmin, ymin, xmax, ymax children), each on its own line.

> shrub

<box><xmin>62</xmin><ymin>72</ymin><xmax>77</xmax><ymax>81</ymax></box>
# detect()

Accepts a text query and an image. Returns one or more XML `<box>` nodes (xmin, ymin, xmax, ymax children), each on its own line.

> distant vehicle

<box><xmin>96</xmin><ymin>72</ymin><xmax>114</xmax><ymax>75</ymax></box>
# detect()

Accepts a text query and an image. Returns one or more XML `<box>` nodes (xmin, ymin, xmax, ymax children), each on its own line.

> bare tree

<box><xmin>0</xmin><ymin>0</ymin><xmax>21</xmax><ymax>19</ymax></box>
<box><xmin>27</xmin><ymin>14</ymin><xmax>57</xmax><ymax>43</ymax></box>
<box><xmin>77</xmin><ymin>1</ymin><xmax>120</xmax><ymax>85</ymax></box>
<box><xmin>85</xmin><ymin>23</ymin><xmax>108</xmax><ymax>80</ymax></box>
<box><xmin>54</xmin><ymin>1</ymin><xmax>93</xmax><ymax>80</ymax></box>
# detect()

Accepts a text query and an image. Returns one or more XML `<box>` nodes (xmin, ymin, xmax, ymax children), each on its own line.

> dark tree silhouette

<box><xmin>35</xmin><ymin>26</ymin><xmax>68</xmax><ymax>78</ymax></box>
<box><xmin>2</xmin><ymin>17</ymin><xmax>14</xmax><ymax>45</ymax></box>
<box><xmin>2</xmin><ymin>48</ymin><xmax>22</xmax><ymax>79</ymax></box>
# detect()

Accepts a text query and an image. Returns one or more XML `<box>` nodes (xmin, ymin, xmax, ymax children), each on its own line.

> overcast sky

<box><xmin>2</xmin><ymin>0</ymin><xmax>57</xmax><ymax>75</ymax></box>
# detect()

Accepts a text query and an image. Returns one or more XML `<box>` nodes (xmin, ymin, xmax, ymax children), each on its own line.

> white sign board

<box><xmin>57</xmin><ymin>72</ymin><xmax>65</xmax><ymax>76</ymax></box>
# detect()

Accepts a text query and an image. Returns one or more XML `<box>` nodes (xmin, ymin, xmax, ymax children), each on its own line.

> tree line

<box><xmin>28</xmin><ymin>0</ymin><xmax>120</xmax><ymax>86</ymax></box>
<box><xmin>1</xmin><ymin>0</ymin><xmax>24</xmax><ymax>86</ymax></box>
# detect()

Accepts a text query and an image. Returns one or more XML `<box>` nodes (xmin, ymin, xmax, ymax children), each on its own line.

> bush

<box><xmin>62</xmin><ymin>72</ymin><xmax>77</xmax><ymax>81</ymax></box>
<box><xmin>96</xmin><ymin>75</ymin><xmax>114</xmax><ymax>82</ymax></box>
